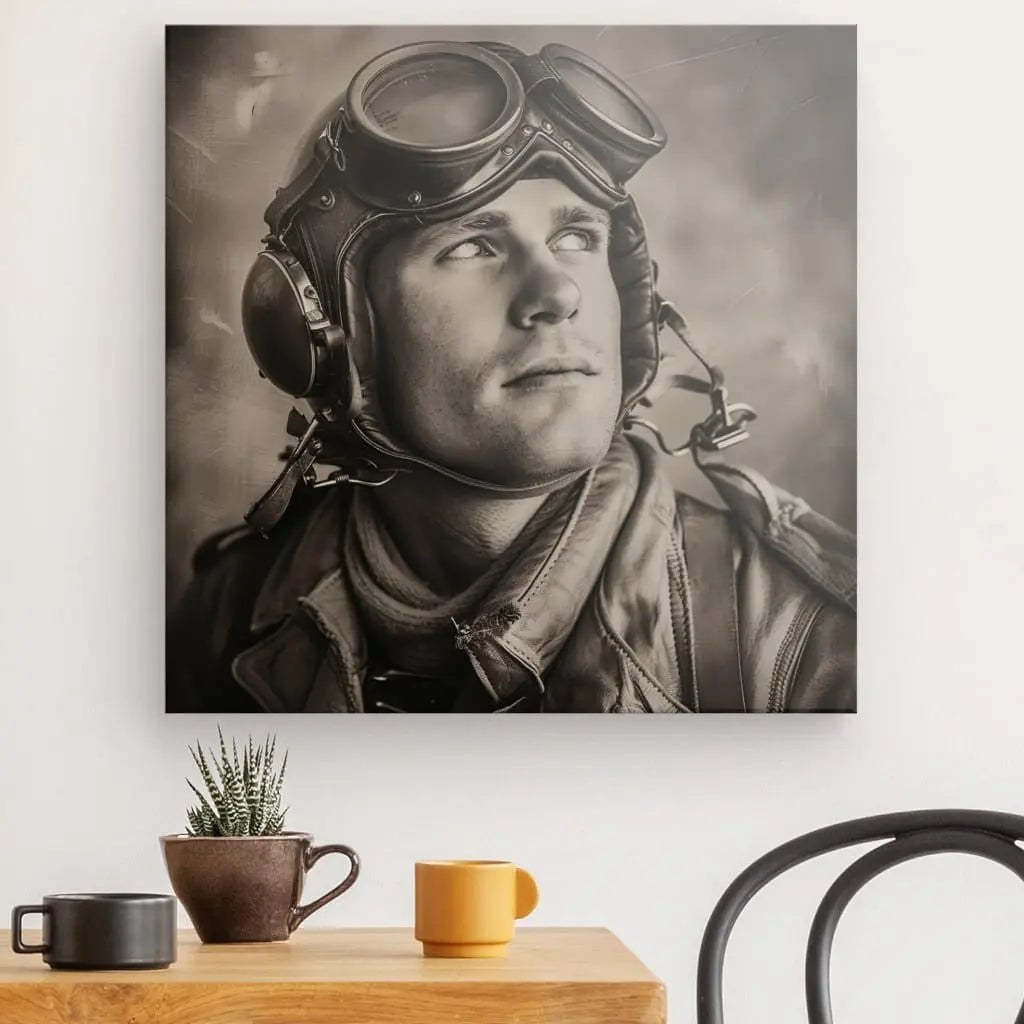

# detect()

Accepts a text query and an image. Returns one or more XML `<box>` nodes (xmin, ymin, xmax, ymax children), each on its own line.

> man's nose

<box><xmin>508</xmin><ymin>253</ymin><xmax>581</xmax><ymax>328</ymax></box>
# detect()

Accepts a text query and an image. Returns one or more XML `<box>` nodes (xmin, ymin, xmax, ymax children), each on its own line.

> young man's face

<box><xmin>367</xmin><ymin>177</ymin><xmax>623</xmax><ymax>488</ymax></box>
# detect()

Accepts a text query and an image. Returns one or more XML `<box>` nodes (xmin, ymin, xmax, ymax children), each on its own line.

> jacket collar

<box><xmin>454</xmin><ymin>436</ymin><xmax>641</xmax><ymax>704</ymax></box>
<box><xmin>233</xmin><ymin>435</ymin><xmax>647</xmax><ymax>711</ymax></box>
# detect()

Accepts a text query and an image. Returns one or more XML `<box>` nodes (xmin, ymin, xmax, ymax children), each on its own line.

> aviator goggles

<box><xmin>267</xmin><ymin>39</ymin><xmax>668</xmax><ymax>231</ymax></box>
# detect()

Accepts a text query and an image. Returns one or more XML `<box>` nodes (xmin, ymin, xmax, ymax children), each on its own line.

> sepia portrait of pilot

<box><xmin>166</xmin><ymin>26</ymin><xmax>856</xmax><ymax>713</ymax></box>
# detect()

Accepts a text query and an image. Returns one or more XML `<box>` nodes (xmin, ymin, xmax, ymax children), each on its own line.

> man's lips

<box><xmin>503</xmin><ymin>357</ymin><xmax>599</xmax><ymax>387</ymax></box>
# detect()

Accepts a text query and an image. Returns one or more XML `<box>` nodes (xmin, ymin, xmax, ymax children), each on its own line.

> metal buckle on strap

<box><xmin>244</xmin><ymin>409</ymin><xmax>400</xmax><ymax>535</ymax></box>
<box><xmin>320</xmin><ymin>113</ymin><xmax>347</xmax><ymax>173</ymax></box>
<box><xmin>277</xmin><ymin>410</ymin><xmax>397</xmax><ymax>491</ymax></box>
<box><xmin>626</xmin><ymin>297</ymin><xmax>758</xmax><ymax>457</ymax></box>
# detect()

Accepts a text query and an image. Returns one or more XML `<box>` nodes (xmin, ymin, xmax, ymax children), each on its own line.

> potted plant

<box><xmin>160</xmin><ymin>728</ymin><xmax>359</xmax><ymax>943</ymax></box>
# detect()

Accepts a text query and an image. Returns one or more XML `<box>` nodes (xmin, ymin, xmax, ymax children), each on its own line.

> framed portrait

<box><xmin>166</xmin><ymin>26</ymin><xmax>856</xmax><ymax>713</ymax></box>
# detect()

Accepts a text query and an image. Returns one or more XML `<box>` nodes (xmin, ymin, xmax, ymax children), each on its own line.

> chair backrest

<box><xmin>696</xmin><ymin>809</ymin><xmax>1024</xmax><ymax>1024</ymax></box>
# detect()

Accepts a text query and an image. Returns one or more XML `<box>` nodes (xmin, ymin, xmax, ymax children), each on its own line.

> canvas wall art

<box><xmin>166</xmin><ymin>25</ymin><xmax>856</xmax><ymax>713</ymax></box>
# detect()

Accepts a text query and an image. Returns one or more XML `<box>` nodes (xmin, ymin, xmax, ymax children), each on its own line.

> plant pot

<box><xmin>160</xmin><ymin>831</ymin><xmax>359</xmax><ymax>943</ymax></box>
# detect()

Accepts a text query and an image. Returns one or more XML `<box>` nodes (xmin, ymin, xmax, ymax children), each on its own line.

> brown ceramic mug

<box><xmin>160</xmin><ymin>832</ymin><xmax>359</xmax><ymax>943</ymax></box>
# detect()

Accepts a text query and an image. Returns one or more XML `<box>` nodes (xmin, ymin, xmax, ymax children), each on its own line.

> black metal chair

<box><xmin>697</xmin><ymin>809</ymin><xmax>1024</xmax><ymax>1023</ymax></box>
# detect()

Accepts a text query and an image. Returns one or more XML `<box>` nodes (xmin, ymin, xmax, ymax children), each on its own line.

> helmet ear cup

<box><xmin>241</xmin><ymin>248</ymin><xmax>344</xmax><ymax>399</ymax></box>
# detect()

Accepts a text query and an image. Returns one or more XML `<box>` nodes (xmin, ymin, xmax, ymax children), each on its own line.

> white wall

<box><xmin>2</xmin><ymin>2</ymin><xmax>1023</xmax><ymax>1022</ymax></box>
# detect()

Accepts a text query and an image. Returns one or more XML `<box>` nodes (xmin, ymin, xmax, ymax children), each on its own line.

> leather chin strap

<box><xmin>244</xmin><ymin>301</ymin><xmax>757</xmax><ymax>539</ymax></box>
<box><xmin>245</xmin><ymin>404</ymin><xmax>596</xmax><ymax>537</ymax></box>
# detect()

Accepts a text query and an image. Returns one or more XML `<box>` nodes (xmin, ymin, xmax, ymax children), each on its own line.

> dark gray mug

<box><xmin>11</xmin><ymin>893</ymin><xmax>176</xmax><ymax>970</ymax></box>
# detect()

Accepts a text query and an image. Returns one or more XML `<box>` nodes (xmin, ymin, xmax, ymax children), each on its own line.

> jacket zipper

<box><xmin>767</xmin><ymin>600</ymin><xmax>824</xmax><ymax>712</ymax></box>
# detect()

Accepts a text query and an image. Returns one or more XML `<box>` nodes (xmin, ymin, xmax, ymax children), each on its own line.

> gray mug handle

<box><xmin>288</xmin><ymin>844</ymin><xmax>360</xmax><ymax>933</ymax></box>
<box><xmin>11</xmin><ymin>905</ymin><xmax>49</xmax><ymax>954</ymax></box>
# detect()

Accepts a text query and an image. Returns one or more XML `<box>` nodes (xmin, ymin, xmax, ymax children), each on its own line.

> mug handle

<box><xmin>288</xmin><ymin>843</ymin><xmax>360</xmax><ymax>933</ymax></box>
<box><xmin>11</xmin><ymin>905</ymin><xmax>49</xmax><ymax>954</ymax></box>
<box><xmin>515</xmin><ymin>867</ymin><xmax>540</xmax><ymax>919</ymax></box>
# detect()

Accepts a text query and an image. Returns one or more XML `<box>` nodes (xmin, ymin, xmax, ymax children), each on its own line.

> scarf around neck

<box><xmin>342</xmin><ymin>481</ymin><xmax>577</xmax><ymax>676</ymax></box>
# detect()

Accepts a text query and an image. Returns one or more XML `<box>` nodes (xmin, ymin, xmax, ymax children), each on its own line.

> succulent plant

<box><xmin>184</xmin><ymin>727</ymin><xmax>289</xmax><ymax>837</ymax></box>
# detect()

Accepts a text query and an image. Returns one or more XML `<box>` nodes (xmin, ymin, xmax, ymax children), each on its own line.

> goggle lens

<box><xmin>361</xmin><ymin>53</ymin><xmax>511</xmax><ymax>147</ymax></box>
<box><xmin>546</xmin><ymin>51</ymin><xmax>656</xmax><ymax>141</ymax></box>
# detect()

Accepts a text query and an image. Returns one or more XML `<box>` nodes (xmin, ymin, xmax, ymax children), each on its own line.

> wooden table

<box><xmin>0</xmin><ymin>926</ymin><xmax>666</xmax><ymax>1023</ymax></box>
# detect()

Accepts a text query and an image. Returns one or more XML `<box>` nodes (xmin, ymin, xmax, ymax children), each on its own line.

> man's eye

<box><xmin>441</xmin><ymin>238</ymin><xmax>494</xmax><ymax>261</ymax></box>
<box><xmin>551</xmin><ymin>229</ymin><xmax>599</xmax><ymax>253</ymax></box>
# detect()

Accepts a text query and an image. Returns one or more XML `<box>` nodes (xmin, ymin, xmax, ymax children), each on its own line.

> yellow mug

<box><xmin>414</xmin><ymin>860</ymin><xmax>540</xmax><ymax>958</ymax></box>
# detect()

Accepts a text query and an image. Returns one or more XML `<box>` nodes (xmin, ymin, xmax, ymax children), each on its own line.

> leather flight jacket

<box><xmin>167</xmin><ymin>436</ymin><xmax>855</xmax><ymax>713</ymax></box>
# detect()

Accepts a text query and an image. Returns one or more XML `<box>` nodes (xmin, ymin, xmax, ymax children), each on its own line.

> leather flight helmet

<box><xmin>240</xmin><ymin>40</ymin><xmax>752</xmax><ymax>533</ymax></box>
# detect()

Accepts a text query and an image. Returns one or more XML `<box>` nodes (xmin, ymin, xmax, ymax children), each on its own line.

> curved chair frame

<box><xmin>696</xmin><ymin>809</ymin><xmax>1024</xmax><ymax>1023</ymax></box>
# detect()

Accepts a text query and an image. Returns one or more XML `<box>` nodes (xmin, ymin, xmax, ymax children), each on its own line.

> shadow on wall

<box><xmin>166</xmin><ymin>25</ymin><xmax>856</xmax><ymax>605</ymax></box>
